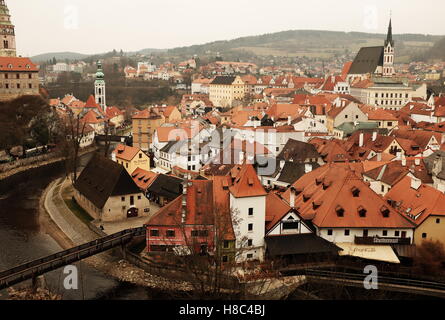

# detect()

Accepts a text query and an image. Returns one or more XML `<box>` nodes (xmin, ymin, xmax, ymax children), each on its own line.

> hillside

<box><xmin>31</xmin><ymin>52</ymin><xmax>89</xmax><ymax>63</ymax></box>
<box><xmin>417</xmin><ymin>36</ymin><xmax>445</xmax><ymax>61</ymax></box>
<box><xmin>161</xmin><ymin>30</ymin><xmax>442</xmax><ymax>62</ymax></box>
<box><xmin>31</xmin><ymin>30</ymin><xmax>444</xmax><ymax>64</ymax></box>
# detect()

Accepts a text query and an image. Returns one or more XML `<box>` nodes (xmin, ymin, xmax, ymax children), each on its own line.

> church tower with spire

<box><xmin>0</xmin><ymin>0</ymin><xmax>16</xmax><ymax>57</ymax></box>
<box><xmin>383</xmin><ymin>18</ymin><xmax>395</xmax><ymax>77</ymax></box>
<box><xmin>95</xmin><ymin>61</ymin><xmax>107</xmax><ymax>113</ymax></box>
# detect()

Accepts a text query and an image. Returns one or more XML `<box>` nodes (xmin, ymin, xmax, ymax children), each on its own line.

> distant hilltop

<box><xmin>31</xmin><ymin>29</ymin><xmax>445</xmax><ymax>63</ymax></box>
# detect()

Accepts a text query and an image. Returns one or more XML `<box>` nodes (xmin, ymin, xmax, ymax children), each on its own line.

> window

<box><xmin>247</xmin><ymin>239</ymin><xmax>253</xmax><ymax>247</ymax></box>
<box><xmin>395</xmin><ymin>231</ymin><xmax>400</xmax><ymax>237</ymax></box>
<box><xmin>139</xmin><ymin>153</ymin><xmax>142</xmax><ymax>159</ymax></box>
<box><xmin>344</xmin><ymin>229</ymin><xmax>350</xmax><ymax>236</ymax></box>
<box><xmin>381</xmin><ymin>185</ymin><xmax>385</xmax><ymax>193</ymax></box>
<box><xmin>248</xmin><ymin>208</ymin><xmax>253</xmax><ymax>216</ymax></box>
<box><xmin>166</xmin><ymin>230</ymin><xmax>175</xmax><ymax>238</ymax></box>
<box><xmin>5</xmin><ymin>73</ymin><xmax>8</xmax><ymax>79</ymax></box>
<box><xmin>16</xmin><ymin>83</ymin><xmax>20</xmax><ymax>89</ymax></box>
<box><xmin>223</xmin><ymin>240</ymin><xmax>230</xmax><ymax>249</ymax></box>
<box><xmin>16</xmin><ymin>74</ymin><xmax>19</xmax><ymax>79</ymax></box>
<box><xmin>422</xmin><ymin>233</ymin><xmax>427</xmax><ymax>239</ymax></box>
<box><xmin>191</xmin><ymin>230</ymin><xmax>208</xmax><ymax>237</ymax></box>
<box><xmin>436</xmin><ymin>218</ymin><xmax>441</xmax><ymax>224</ymax></box>
<box><xmin>28</xmin><ymin>74</ymin><xmax>32</xmax><ymax>79</ymax></box>
<box><xmin>345</xmin><ymin>115</ymin><xmax>348</xmax><ymax>119</ymax></box>
<box><xmin>248</xmin><ymin>224</ymin><xmax>253</xmax><ymax>232</ymax></box>
<box><xmin>247</xmin><ymin>254</ymin><xmax>253</xmax><ymax>259</ymax></box>
<box><xmin>387</xmin><ymin>122</ymin><xmax>392</xmax><ymax>127</ymax></box>
<box><xmin>28</xmin><ymin>83</ymin><xmax>32</xmax><ymax>89</ymax></box>
<box><xmin>150</xmin><ymin>229</ymin><xmax>159</xmax><ymax>237</ymax></box>
<box><xmin>383</xmin><ymin>230</ymin><xmax>388</xmax><ymax>236</ymax></box>
<box><xmin>222</xmin><ymin>255</ymin><xmax>228</xmax><ymax>263</ymax></box>
<box><xmin>122</xmin><ymin>206</ymin><xmax>126</xmax><ymax>210</ymax></box>
<box><xmin>363</xmin><ymin>229</ymin><xmax>369</xmax><ymax>237</ymax></box>
<box><xmin>130</xmin><ymin>196</ymin><xmax>134</xmax><ymax>206</ymax></box>
<box><xmin>138</xmin><ymin>195</ymin><xmax>141</xmax><ymax>200</ymax></box>
<box><xmin>327</xmin><ymin>229</ymin><xmax>333</xmax><ymax>236</ymax></box>
<box><xmin>121</xmin><ymin>196</ymin><xmax>125</xmax><ymax>202</ymax></box>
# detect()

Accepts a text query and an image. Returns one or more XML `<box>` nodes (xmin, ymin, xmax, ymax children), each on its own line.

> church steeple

<box><xmin>382</xmin><ymin>17</ymin><xmax>395</xmax><ymax>77</ymax></box>
<box><xmin>0</xmin><ymin>0</ymin><xmax>16</xmax><ymax>57</ymax></box>
<box><xmin>95</xmin><ymin>61</ymin><xmax>107</xmax><ymax>113</ymax></box>
<box><xmin>385</xmin><ymin>18</ymin><xmax>395</xmax><ymax>47</ymax></box>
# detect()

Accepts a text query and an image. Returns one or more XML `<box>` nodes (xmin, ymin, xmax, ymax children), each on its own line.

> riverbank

<box><xmin>40</xmin><ymin>176</ymin><xmax>192</xmax><ymax>294</ymax></box>
<box><xmin>0</xmin><ymin>145</ymin><xmax>98</xmax><ymax>182</ymax></box>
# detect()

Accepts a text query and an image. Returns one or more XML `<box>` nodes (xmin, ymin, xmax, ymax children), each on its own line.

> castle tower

<box><xmin>383</xmin><ymin>18</ymin><xmax>395</xmax><ymax>77</ymax></box>
<box><xmin>95</xmin><ymin>61</ymin><xmax>107</xmax><ymax>113</ymax></box>
<box><xmin>0</xmin><ymin>0</ymin><xmax>16</xmax><ymax>57</ymax></box>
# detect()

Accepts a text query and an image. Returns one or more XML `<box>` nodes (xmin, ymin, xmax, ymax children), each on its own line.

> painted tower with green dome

<box><xmin>0</xmin><ymin>0</ymin><xmax>16</xmax><ymax>57</ymax></box>
<box><xmin>95</xmin><ymin>60</ymin><xmax>107</xmax><ymax>112</ymax></box>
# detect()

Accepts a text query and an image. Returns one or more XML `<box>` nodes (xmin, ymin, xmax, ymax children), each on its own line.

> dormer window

<box><xmin>336</xmin><ymin>205</ymin><xmax>344</xmax><ymax>217</ymax></box>
<box><xmin>381</xmin><ymin>206</ymin><xmax>390</xmax><ymax>218</ymax></box>
<box><xmin>313</xmin><ymin>200</ymin><xmax>323</xmax><ymax>210</ymax></box>
<box><xmin>322</xmin><ymin>181</ymin><xmax>331</xmax><ymax>190</ymax></box>
<box><xmin>358</xmin><ymin>206</ymin><xmax>367</xmax><ymax>217</ymax></box>
<box><xmin>302</xmin><ymin>193</ymin><xmax>311</xmax><ymax>202</ymax></box>
<box><xmin>351</xmin><ymin>187</ymin><xmax>360</xmax><ymax>197</ymax></box>
<box><xmin>315</xmin><ymin>178</ymin><xmax>323</xmax><ymax>185</ymax></box>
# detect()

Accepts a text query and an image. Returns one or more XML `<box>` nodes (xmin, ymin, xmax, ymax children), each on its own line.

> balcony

<box><xmin>354</xmin><ymin>236</ymin><xmax>411</xmax><ymax>245</ymax></box>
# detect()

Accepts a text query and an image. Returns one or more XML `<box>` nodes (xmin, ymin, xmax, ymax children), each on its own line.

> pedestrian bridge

<box><xmin>283</xmin><ymin>268</ymin><xmax>445</xmax><ymax>298</ymax></box>
<box><xmin>0</xmin><ymin>227</ymin><xmax>145</xmax><ymax>290</ymax></box>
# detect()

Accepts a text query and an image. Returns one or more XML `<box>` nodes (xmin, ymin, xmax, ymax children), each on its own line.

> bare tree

<box><xmin>59</xmin><ymin>111</ymin><xmax>87</xmax><ymax>184</ymax></box>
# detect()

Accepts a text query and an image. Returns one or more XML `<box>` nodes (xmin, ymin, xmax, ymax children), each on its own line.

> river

<box><xmin>0</xmin><ymin>152</ymin><xmax>156</xmax><ymax>300</ymax></box>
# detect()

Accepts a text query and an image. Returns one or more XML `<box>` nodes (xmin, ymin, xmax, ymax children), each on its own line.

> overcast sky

<box><xmin>7</xmin><ymin>0</ymin><xmax>445</xmax><ymax>57</ymax></box>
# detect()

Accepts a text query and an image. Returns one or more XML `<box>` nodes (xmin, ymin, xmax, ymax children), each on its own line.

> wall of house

<box><xmin>74</xmin><ymin>189</ymin><xmax>102</xmax><ymax>221</ymax></box>
<box><xmin>414</xmin><ymin>216</ymin><xmax>445</xmax><ymax>245</ymax></box>
<box><xmin>317</xmin><ymin>227</ymin><xmax>414</xmax><ymax>244</ymax></box>
<box><xmin>102</xmin><ymin>193</ymin><xmax>150</xmax><ymax>222</ymax></box>
<box><xmin>230</xmin><ymin>194</ymin><xmax>266</xmax><ymax>262</ymax></box>
<box><xmin>117</xmin><ymin>152</ymin><xmax>151</xmax><ymax>174</ymax></box>
<box><xmin>267</xmin><ymin>212</ymin><xmax>313</xmax><ymax>236</ymax></box>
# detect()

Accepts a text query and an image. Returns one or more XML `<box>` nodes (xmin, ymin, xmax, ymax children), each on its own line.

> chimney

<box><xmin>377</xmin><ymin>153</ymin><xmax>382</xmax><ymax>161</ymax></box>
<box><xmin>181</xmin><ymin>181</ymin><xmax>188</xmax><ymax>224</ymax></box>
<box><xmin>410</xmin><ymin>177</ymin><xmax>421</xmax><ymax>190</ymax></box>
<box><xmin>396</xmin><ymin>152</ymin><xmax>402</xmax><ymax>160</ymax></box>
<box><xmin>289</xmin><ymin>188</ymin><xmax>296</xmax><ymax>208</ymax></box>
<box><xmin>372</xmin><ymin>131</ymin><xmax>377</xmax><ymax>142</ymax></box>
<box><xmin>287</xmin><ymin>116</ymin><xmax>292</xmax><ymax>126</ymax></box>
<box><xmin>402</xmin><ymin>158</ymin><xmax>407</xmax><ymax>166</ymax></box>
<box><xmin>359</xmin><ymin>133</ymin><xmax>364</xmax><ymax>147</ymax></box>
<box><xmin>239</xmin><ymin>151</ymin><xmax>245</xmax><ymax>163</ymax></box>
<box><xmin>305</xmin><ymin>163</ymin><xmax>312</xmax><ymax>173</ymax></box>
<box><xmin>415</xmin><ymin>158</ymin><xmax>421</xmax><ymax>166</ymax></box>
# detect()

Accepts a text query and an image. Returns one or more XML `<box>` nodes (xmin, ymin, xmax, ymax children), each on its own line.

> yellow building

<box><xmin>132</xmin><ymin>108</ymin><xmax>165</xmax><ymax>152</ymax></box>
<box><xmin>112</xmin><ymin>144</ymin><xmax>150</xmax><ymax>174</ymax></box>
<box><xmin>209</xmin><ymin>75</ymin><xmax>246</xmax><ymax>107</ymax></box>
<box><xmin>160</xmin><ymin>105</ymin><xmax>182</xmax><ymax>123</ymax></box>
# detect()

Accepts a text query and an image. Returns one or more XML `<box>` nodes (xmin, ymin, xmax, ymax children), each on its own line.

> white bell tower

<box><xmin>95</xmin><ymin>61</ymin><xmax>107</xmax><ymax>112</ymax></box>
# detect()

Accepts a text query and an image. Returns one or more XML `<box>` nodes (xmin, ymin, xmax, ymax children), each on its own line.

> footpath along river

<box><xmin>0</xmin><ymin>153</ymin><xmax>158</xmax><ymax>300</ymax></box>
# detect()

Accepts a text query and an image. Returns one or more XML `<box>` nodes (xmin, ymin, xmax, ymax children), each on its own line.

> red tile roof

<box><xmin>113</xmin><ymin>144</ymin><xmax>142</xmax><ymax>161</ymax></box>
<box><xmin>229</xmin><ymin>164</ymin><xmax>267</xmax><ymax>198</ymax></box>
<box><xmin>282</xmin><ymin>164</ymin><xmax>415</xmax><ymax>229</ymax></box>
<box><xmin>385</xmin><ymin>176</ymin><xmax>445</xmax><ymax>226</ymax></box>
<box><xmin>0</xmin><ymin>57</ymin><xmax>38</xmax><ymax>72</ymax></box>
<box><xmin>131</xmin><ymin>167</ymin><xmax>158</xmax><ymax>191</ymax></box>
